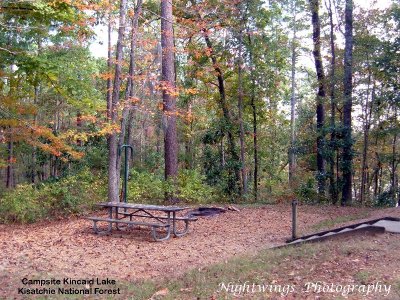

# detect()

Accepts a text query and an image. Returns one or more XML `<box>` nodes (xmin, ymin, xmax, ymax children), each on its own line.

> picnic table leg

<box><xmin>91</xmin><ymin>208</ymin><xmax>112</xmax><ymax>234</ymax></box>
<box><xmin>172</xmin><ymin>211</ymin><xmax>190</xmax><ymax>237</ymax></box>
<box><xmin>151</xmin><ymin>212</ymin><xmax>171</xmax><ymax>241</ymax></box>
<box><xmin>151</xmin><ymin>225</ymin><xmax>171</xmax><ymax>241</ymax></box>
<box><xmin>115</xmin><ymin>206</ymin><xmax>123</xmax><ymax>230</ymax></box>
<box><xmin>108</xmin><ymin>207</ymin><xmax>113</xmax><ymax>232</ymax></box>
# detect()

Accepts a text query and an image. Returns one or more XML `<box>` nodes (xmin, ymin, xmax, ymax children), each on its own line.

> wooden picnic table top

<box><xmin>97</xmin><ymin>202</ymin><xmax>188</xmax><ymax>212</ymax></box>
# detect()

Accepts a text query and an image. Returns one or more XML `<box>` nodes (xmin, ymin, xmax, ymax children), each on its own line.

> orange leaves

<box><xmin>0</xmin><ymin>119</ymin><xmax>19</xmax><ymax>127</ymax></box>
<box><xmin>97</xmin><ymin>72</ymin><xmax>114</xmax><ymax>80</ymax></box>
<box><xmin>185</xmin><ymin>87</ymin><xmax>198</xmax><ymax>95</ymax></box>
<box><xmin>156</xmin><ymin>102</ymin><xmax>195</xmax><ymax>122</ymax></box>
<box><xmin>157</xmin><ymin>81</ymin><xmax>179</xmax><ymax>97</ymax></box>
<box><xmin>97</xmin><ymin>123</ymin><xmax>120</xmax><ymax>136</ymax></box>
<box><xmin>79</xmin><ymin>114</ymin><xmax>97</xmax><ymax>123</ymax></box>
<box><xmin>35</xmin><ymin>142</ymin><xmax>62</xmax><ymax>157</ymax></box>
<box><xmin>156</xmin><ymin>82</ymin><xmax>198</xmax><ymax>98</ymax></box>
<box><xmin>127</xmin><ymin>96</ymin><xmax>140</xmax><ymax>105</ymax></box>
<box><xmin>204</xmin><ymin>47</ymin><xmax>213</xmax><ymax>57</ymax></box>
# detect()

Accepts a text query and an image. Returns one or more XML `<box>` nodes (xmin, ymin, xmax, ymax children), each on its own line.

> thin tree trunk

<box><xmin>76</xmin><ymin>111</ymin><xmax>83</xmax><ymax>147</ymax></box>
<box><xmin>289</xmin><ymin>0</ymin><xmax>297</xmax><ymax>186</ymax></box>
<box><xmin>360</xmin><ymin>76</ymin><xmax>374</xmax><ymax>204</ymax></box>
<box><xmin>6</xmin><ymin>134</ymin><xmax>14</xmax><ymax>188</ymax></box>
<box><xmin>221</xmin><ymin>136</ymin><xmax>225</xmax><ymax>167</ymax></box>
<box><xmin>310</xmin><ymin>0</ymin><xmax>326</xmax><ymax>196</ymax></box>
<box><xmin>116</xmin><ymin>0</ymin><xmax>143</xmax><ymax>191</ymax></box>
<box><xmin>108</xmin><ymin>0</ymin><xmax>128</xmax><ymax>203</ymax></box>
<box><xmin>31</xmin><ymin>82</ymin><xmax>39</xmax><ymax>184</ymax></box>
<box><xmin>326</xmin><ymin>0</ymin><xmax>338</xmax><ymax>204</ymax></box>
<box><xmin>203</xmin><ymin>31</ymin><xmax>241</xmax><ymax>194</ymax></box>
<box><xmin>391</xmin><ymin>106</ymin><xmax>398</xmax><ymax>203</ymax></box>
<box><xmin>237</xmin><ymin>30</ymin><xmax>247</xmax><ymax>195</ymax></box>
<box><xmin>341</xmin><ymin>0</ymin><xmax>354</xmax><ymax>205</ymax></box>
<box><xmin>247</xmin><ymin>33</ymin><xmax>258</xmax><ymax>201</ymax></box>
<box><xmin>184</xmin><ymin>102</ymin><xmax>193</xmax><ymax>169</ymax></box>
<box><xmin>161</xmin><ymin>0</ymin><xmax>178</xmax><ymax>199</ymax></box>
<box><xmin>106</xmin><ymin>0</ymin><xmax>113</xmax><ymax>119</ymax></box>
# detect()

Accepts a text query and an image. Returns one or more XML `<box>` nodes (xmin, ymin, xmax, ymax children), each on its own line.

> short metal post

<box><xmin>292</xmin><ymin>199</ymin><xmax>298</xmax><ymax>240</ymax></box>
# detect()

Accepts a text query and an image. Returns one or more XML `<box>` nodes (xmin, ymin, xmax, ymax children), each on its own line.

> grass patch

<box><xmin>355</xmin><ymin>271</ymin><xmax>371</xmax><ymax>284</ymax></box>
<box><xmin>6</xmin><ymin>235</ymin><xmax>400</xmax><ymax>299</ymax></box>
<box><xmin>118</xmin><ymin>243</ymin><xmax>320</xmax><ymax>299</ymax></box>
<box><xmin>311</xmin><ymin>211</ymin><xmax>370</xmax><ymax>232</ymax></box>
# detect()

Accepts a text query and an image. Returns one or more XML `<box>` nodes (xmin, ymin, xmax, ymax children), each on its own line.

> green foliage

<box><xmin>127</xmin><ymin>170</ymin><xmax>164</xmax><ymax>202</ymax></box>
<box><xmin>295</xmin><ymin>176</ymin><xmax>318</xmax><ymax>203</ymax></box>
<box><xmin>0</xmin><ymin>168</ymin><xmax>106</xmax><ymax>223</ymax></box>
<box><xmin>82</xmin><ymin>145</ymin><xmax>108</xmax><ymax>170</ymax></box>
<box><xmin>374</xmin><ymin>189</ymin><xmax>399</xmax><ymax>207</ymax></box>
<box><xmin>127</xmin><ymin>169</ymin><xmax>220</xmax><ymax>204</ymax></box>
<box><xmin>176</xmin><ymin>169</ymin><xmax>219</xmax><ymax>203</ymax></box>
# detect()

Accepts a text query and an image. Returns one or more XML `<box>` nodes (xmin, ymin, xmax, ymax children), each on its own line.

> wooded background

<box><xmin>0</xmin><ymin>0</ymin><xmax>399</xmax><ymax>216</ymax></box>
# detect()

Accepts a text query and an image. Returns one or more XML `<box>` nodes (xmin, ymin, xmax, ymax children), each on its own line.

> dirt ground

<box><xmin>0</xmin><ymin>204</ymin><xmax>399</xmax><ymax>298</ymax></box>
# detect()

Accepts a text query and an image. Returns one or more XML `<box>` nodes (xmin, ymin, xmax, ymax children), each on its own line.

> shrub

<box><xmin>0</xmin><ymin>168</ymin><xmax>106</xmax><ymax>223</ymax></box>
<box><xmin>295</xmin><ymin>177</ymin><xmax>318</xmax><ymax>203</ymax></box>
<box><xmin>126</xmin><ymin>169</ymin><xmax>219</xmax><ymax>204</ymax></box>
<box><xmin>0</xmin><ymin>168</ymin><xmax>219</xmax><ymax>223</ymax></box>
<box><xmin>374</xmin><ymin>188</ymin><xmax>399</xmax><ymax>207</ymax></box>
<box><xmin>176</xmin><ymin>169</ymin><xmax>217</xmax><ymax>203</ymax></box>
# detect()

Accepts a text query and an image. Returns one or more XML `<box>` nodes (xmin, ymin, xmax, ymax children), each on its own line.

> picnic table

<box><xmin>87</xmin><ymin>202</ymin><xmax>197</xmax><ymax>241</ymax></box>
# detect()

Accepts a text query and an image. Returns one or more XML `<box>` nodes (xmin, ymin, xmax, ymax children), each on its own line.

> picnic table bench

<box><xmin>87</xmin><ymin>202</ymin><xmax>197</xmax><ymax>241</ymax></box>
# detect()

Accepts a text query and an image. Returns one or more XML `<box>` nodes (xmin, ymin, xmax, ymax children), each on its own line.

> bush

<box><xmin>176</xmin><ymin>169</ymin><xmax>218</xmax><ymax>203</ymax></box>
<box><xmin>374</xmin><ymin>188</ymin><xmax>399</xmax><ymax>207</ymax></box>
<box><xmin>295</xmin><ymin>177</ymin><xmax>318</xmax><ymax>203</ymax></box>
<box><xmin>127</xmin><ymin>170</ymin><xmax>165</xmax><ymax>201</ymax></box>
<box><xmin>126</xmin><ymin>169</ymin><xmax>219</xmax><ymax>204</ymax></box>
<box><xmin>0</xmin><ymin>168</ymin><xmax>106</xmax><ymax>223</ymax></box>
<box><xmin>0</xmin><ymin>168</ymin><xmax>219</xmax><ymax>223</ymax></box>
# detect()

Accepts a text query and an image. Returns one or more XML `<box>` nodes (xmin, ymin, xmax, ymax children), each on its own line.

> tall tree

<box><xmin>237</xmin><ymin>11</ymin><xmax>247</xmax><ymax>195</ymax></box>
<box><xmin>247</xmin><ymin>33</ymin><xmax>258</xmax><ymax>201</ymax></box>
<box><xmin>326</xmin><ymin>0</ymin><xmax>338</xmax><ymax>203</ymax></box>
<box><xmin>341</xmin><ymin>0</ymin><xmax>354</xmax><ymax>205</ymax></box>
<box><xmin>108</xmin><ymin>0</ymin><xmax>128</xmax><ymax>202</ymax></box>
<box><xmin>289</xmin><ymin>0</ymin><xmax>298</xmax><ymax>186</ymax></box>
<box><xmin>310</xmin><ymin>0</ymin><xmax>326</xmax><ymax>195</ymax></box>
<box><xmin>161</xmin><ymin>0</ymin><xmax>178</xmax><ymax>195</ymax></box>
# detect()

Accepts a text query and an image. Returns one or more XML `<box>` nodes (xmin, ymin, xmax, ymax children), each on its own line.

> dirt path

<box><xmin>0</xmin><ymin>204</ymin><xmax>399</xmax><ymax>297</ymax></box>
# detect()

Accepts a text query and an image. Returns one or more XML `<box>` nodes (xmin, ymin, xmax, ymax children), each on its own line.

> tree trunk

<box><xmin>6</xmin><ymin>134</ymin><xmax>14</xmax><ymax>188</ymax></box>
<box><xmin>106</xmin><ymin>0</ymin><xmax>113</xmax><ymax>119</ymax></box>
<box><xmin>237</xmin><ymin>30</ymin><xmax>247</xmax><ymax>195</ymax></box>
<box><xmin>341</xmin><ymin>0</ymin><xmax>354</xmax><ymax>206</ymax></box>
<box><xmin>391</xmin><ymin>106</ymin><xmax>398</xmax><ymax>204</ymax></box>
<box><xmin>31</xmin><ymin>81</ymin><xmax>39</xmax><ymax>184</ymax></box>
<box><xmin>76</xmin><ymin>111</ymin><xmax>83</xmax><ymax>147</ymax></box>
<box><xmin>247</xmin><ymin>33</ymin><xmax>258</xmax><ymax>201</ymax></box>
<box><xmin>360</xmin><ymin>76</ymin><xmax>374</xmax><ymax>204</ymax></box>
<box><xmin>326</xmin><ymin>0</ymin><xmax>338</xmax><ymax>204</ymax></box>
<box><xmin>184</xmin><ymin>102</ymin><xmax>193</xmax><ymax>169</ymax></box>
<box><xmin>310</xmin><ymin>0</ymin><xmax>326</xmax><ymax>196</ymax></box>
<box><xmin>116</xmin><ymin>0</ymin><xmax>143</xmax><ymax>193</ymax></box>
<box><xmin>161</xmin><ymin>0</ymin><xmax>178</xmax><ymax>196</ymax></box>
<box><xmin>108</xmin><ymin>0</ymin><xmax>128</xmax><ymax>203</ymax></box>
<box><xmin>203</xmin><ymin>31</ymin><xmax>241</xmax><ymax>194</ymax></box>
<box><xmin>289</xmin><ymin>0</ymin><xmax>297</xmax><ymax>186</ymax></box>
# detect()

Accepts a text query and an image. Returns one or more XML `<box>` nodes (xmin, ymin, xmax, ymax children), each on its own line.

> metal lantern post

<box><xmin>119</xmin><ymin>144</ymin><xmax>133</xmax><ymax>203</ymax></box>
